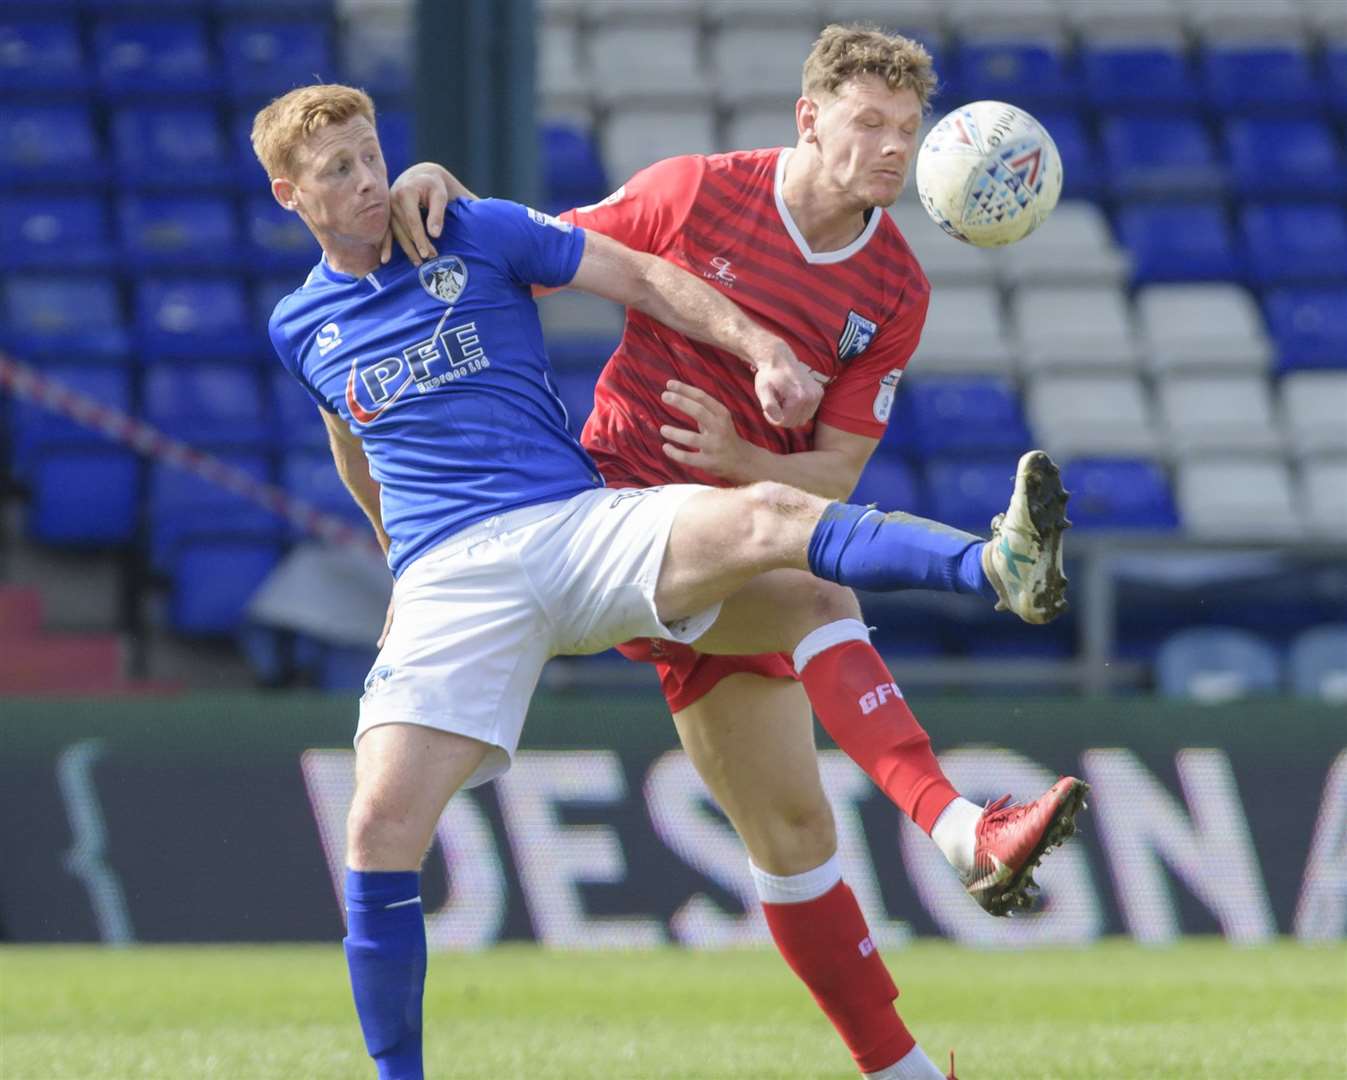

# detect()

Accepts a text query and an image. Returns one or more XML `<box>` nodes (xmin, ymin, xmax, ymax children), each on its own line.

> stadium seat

<box><xmin>1201</xmin><ymin>45</ymin><xmax>1324</xmax><ymax>114</ymax></box>
<box><xmin>338</xmin><ymin>4</ymin><xmax>412</xmax><ymax>100</ymax></box>
<box><xmin>1135</xmin><ymin>285</ymin><xmax>1272</xmax><ymax>374</ymax></box>
<box><xmin>231</xmin><ymin>111</ymin><xmax>268</xmax><ymax>187</ymax></box>
<box><xmin>1184</xmin><ymin>0</ymin><xmax>1307</xmax><ymax>39</ymax></box>
<box><xmin>134</xmin><ymin>279</ymin><xmax>255</xmax><ymax>363</ymax></box>
<box><xmin>1328</xmin><ymin>45</ymin><xmax>1347</xmax><ymax>120</ymax></box>
<box><xmin>1116</xmin><ymin>203</ymin><xmax>1243</xmax><ymax>285</ymax></box>
<box><xmin>1063</xmin><ymin>0</ymin><xmax>1184</xmax><ymax>39</ymax></box>
<box><xmin>1240</xmin><ymin>204</ymin><xmax>1347</xmax><ymax>287</ymax></box>
<box><xmin>910</xmin><ymin>285</ymin><xmax>1014</xmax><ymax>374</ymax></box>
<box><xmin>1225</xmin><ymin>118</ymin><xmax>1347</xmax><ymax>200</ymax></box>
<box><xmin>713</xmin><ymin>26</ymin><xmax>819</xmax><ymax>106</ymax></box>
<box><xmin>8</xmin><ymin>367</ymin><xmax>133</xmax><ymax>473</ymax></box>
<box><xmin>27</xmin><ymin>449</ymin><xmax>140</xmax><ymax>547</ymax></box>
<box><xmin>1158</xmin><ymin>374</ymin><xmax>1282</xmax><ymax>457</ymax></box>
<box><xmin>1281</xmin><ymin>372</ymin><xmax>1347</xmax><ymax>458</ymax></box>
<box><xmin>1288</xmin><ymin>625</ymin><xmax>1347</xmax><ymax>702</ymax></box>
<box><xmin>118</xmin><ymin>195</ymin><xmax>243</xmax><ymax>272</ymax></box>
<box><xmin>142</xmin><ymin>364</ymin><xmax>271</xmax><ymax>449</ymax></box>
<box><xmin>244</xmin><ymin>195</ymin><xmax>322</xmax><ymax>273</ymax></box>
<box><xmin>587</xmin><ymin>22</ymin><xmax>707</xmax><ymax>107</ymax></box>
<box><xmin>377</xmin><ymin>109</ymin><xmax>413</xmax><ymax>179</ymax></box>
<box><xmin>1155</xmin><ymin>627</ymin><xmax>1282</xmax><ymax>701</ymax></box>
<box><xmin>536</xmin><ymin>11</ymin><xmax>589</xmax><ymax>118</ymax></box>
<box><xmin>147</xmin><ymin>452</ymin><xmax>283</xmax><ymax>572</ymax></box>
<box><xmin>820</xmin><ymin>0</ymin><xmax>943</xmax><ymax>39</ymax></box>
<box><xmin>924</xmin><ymin>456</ymin><xmax>1022</xmax><ymax>533</ymax></box>
<box><xmin>253</xmin><ymin>276</ymin><xmax>303</xmax><ymax>346</ymax></box>
<box><xmin>0</xmin><ymin>277</ymin><xmax>130</xmax><ymax>363</ymax></box>
<box><xmin>1301</xmin><ymin>458</ymin><xmax>1347</xmax><ymax>540</ymax></box>
<box><xmin>1176</xmin><ymin>457</ymin><xmax>1305</xmax><ymax>540</ymax></box>
<box><xmin>270</xmin><ymin>371</ymin><xmax>329</xmax><ymax>450</ymax></box>
<box><xmin>1060</xmin><ymin>458</ymin><xmax>1178</xmax><ymax>530</ymax></box>
<box><xmin>93</xmin><ymin>18</ymin><xmax>217</xmax><ymax>99</ymax></box>
<box><xmin>0</xmin><ymin>196</ymin><xmax>116</xmax><ymax>272</ymax></box>
<box><xmin>539</xmin><ymin>122</ymin><xmax>609</xmax><ymax>215</ymax></box>
<box><xmin>946</xmin><ymin>0</ymin><xmax>1066</xmax><ymax>40</ymax></box>
<box><xmin>548</xmin><ymin>368</ymin><xmax>601</xmax><ymax>436</ymax></box>
<box><xmin>537</xmin><ymin>290</ymin><xmax>625</xmax><ymax>371</ymax></box>
<box><xmin>955</xmin><ymin>41</ymin><xmax>1077</xmax><ymax>110</ymax></box>
<box><xmin>1263</xmin><ymin>288</ymin><xmax>1347</xmax><ymax>372</ymax></box>
<box><xmin>110</xmin><ymin>106</ymin><xmax>233</xmax><ymax>190</ymax></box>
<box><xmin>997</xmin><ymin>201</ymin><xmax>1127</xmax><ymax>286</ymax></box>
<box><xmin>216</xmin><ymin>0</ymin><xmax>331</xmax><ymax>11</ymax></box>
<box><xmin>316</xmin><ymin>643</ymin><xmax>381</xmax><ymax>692</ymax></box>
<box><xmin>219</xmin><ymin>20</ymin><xmax>336</xmax><ymax>104</ymax></box>
<box><xmin>0</xmin><ymin>16</ymin><xmax>89</xmax><ymax>96</ymax></box>
<box><xmin>902</xmin><ymin>377</ymin><xmax>1031</xmax><ymax>458</ymax></box>
<box><xmin>887</xmin><ymin>203</ymin><xmax>998</xmax><ymax>287</ymax></box>
<box><xmin>1011</xmin><ymin>285</ymin><xmax>1142</xmax><ymax>373</ymax></box>
<box><xmin>1018</xmin><ymin>112</ymin><xmax>1101</xmax><ymax>201</ymax></box>
<box><xmin>1101</xmin><ymin>117</ymin><xmax>1225</xmax><ymax>199</ymax></box>
<box><xmin>850</xmin><ymin>456</ymin><xmax>924</xmax><ymax>515</ymax></box>
<box><xmin>169</xmin><ymin>537</ymin><xmax>284</xmax><ymax>635</ymax></box>
<box><xmin>1025</xmin><ymin>374</ymin><xmax>1161</xmax><ymax>460</ymax></box>
<box><xmin>602</xmin><ymin>105</ymin><xmax>717</xmax><ymax>191</ymax></box>
<box><xmin>0</xmin><ymin>105</ymin><xmax>107</xmax><ymax>188</ymax></box>
<box><xmin>1081</xmin><ymin>44</ymin><xmax>1198</xmax><ymax>112</ymax></box>
<box><xmin>281</xmin><ymin>449</ymin><xmax>368</xmax><ymax>540</ymax></box>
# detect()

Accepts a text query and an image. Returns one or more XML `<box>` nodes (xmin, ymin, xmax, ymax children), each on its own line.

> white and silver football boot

<box><xmin>981</xmin><ymin>450</ymin><xmax>1071</xmax><ymax>625</ymax></box>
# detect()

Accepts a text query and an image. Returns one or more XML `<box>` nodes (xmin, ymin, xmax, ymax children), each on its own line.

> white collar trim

<box><xmin>773</xmin><ymin>148</ymin><xmax>882</xmax><ymax>265</ymax></box>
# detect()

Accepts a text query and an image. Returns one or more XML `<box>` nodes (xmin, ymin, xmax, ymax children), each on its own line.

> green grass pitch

<box><xmin>1</xmin><ymin>939</ymin><xmax>1343</xmax><ymax>1079</ymax></box>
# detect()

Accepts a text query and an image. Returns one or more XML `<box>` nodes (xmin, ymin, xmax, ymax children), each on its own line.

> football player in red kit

<box><xmin>388</xmin><ymin>25</ymin><xmax>1087</xmax><ymax>1080</ymax></box>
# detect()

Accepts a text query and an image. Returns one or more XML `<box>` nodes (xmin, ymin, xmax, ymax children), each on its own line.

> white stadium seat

<box><xmin>1025</xmin><ymin>374</ymin><xmax>1162</xmax><ymax>460</ymax></box>
<box><xmin>705</xmin><ymin>0</ymin><xmax>820</xmax><ymax>24</ymax></box>
<box><xmin>713</xmin><ymin>26</ymin><xmax>820</xmax><ymax>106</ymax></box>
<box><xmin>588</xmin><ymin>22</ymin><xmax>709</xmax><ymax>106</ymax></box>
<box><xmin>909</xmin><ymin>285</ymin><xmax>1014</xmax><ymax>374</ymax></box>
<box><xmin>1011</xmin><ymin>285</ymin><xmax>1143</xmax><ymax>374</ymax></box>
<box><xmin>886</xmin><ymin>204</ymin><xmax>999</xmax><ymax>287</ymax></box>
<box><xmin>1062</xmin><ymin>0</ymin><xmax>1185</xmax><ymax>40</ymax></box>
<box><xmin>1282</xmin><ymin>372</ymin><xmax>1347</xmax><ymax>458</ymax></box>
<box><xmin>1135</xmin><ymin>285</ymin><xmax>1273</xmax><ymax>374</ymax></box>
<box><xmin>537</xmin><ymin>15</ymin><xmax>590</xmax><ymax>117</ymax></box>
<box><xmin>537</xmin><ymin>290</ymin><xmax>626</xmax><ymax>342</ymax></box>
<box><xmin>1183</xmin><ymin>0</ymin><xmax>1308</xmax><ymax>40</ymax></box>
<box><xmin>820</xmin><ymin>0</ymin><xmax>946</xmax><ymax>37</ymax></box>
<box><xmin>582</xmin><ymin>0</ymin><xmax>699</xmax><ymax>22</ymax></box>
<box><xmin>946</xmin><ymin>0</ymin><xmax>1067</xmax><ymax>41</ymax></box>
<box><xmin>1158</xmin><ymin>375</ymin><xmax>1283</xmax><ymax>457</ymax></box>
<box><xmin>723</xmin><ymin>105</ymin><xmax>798</xmax><ymax>152</ymax></box>
<box><xmin>1301</xmin><ymin>458</ymin><xmax>1347</xmax><ymax>539</ymax></box>
<box><xmin>602</xmin><ymin>105</ymin><xmax>718</xmax><ymax>187</ymax></box>
<box><xmin>997</xmin><ymin>202</ymin><xmax>1130</xmax><ymax>287</ymax></box>
<box><xmin>1177</xmin><ymin>457</ymin><xmax>1306</xmax><ymax>540</ymax></box>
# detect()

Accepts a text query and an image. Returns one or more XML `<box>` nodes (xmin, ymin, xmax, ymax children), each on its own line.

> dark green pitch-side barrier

<box><xmin>1</xmin><ymin>692</ymin><xmax>1343</xmax><ymax>947</ymax></box>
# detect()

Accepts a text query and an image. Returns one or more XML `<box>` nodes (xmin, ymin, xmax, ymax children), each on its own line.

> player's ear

<box><xmin>796</xmin><ymin>97</ymin><xmax>818</xmax><ymax>143</ymax></box>
<box><xmin>272</xmin><ymin>176</ymin><xmax>299</xmax><ymax>212</ymax></box>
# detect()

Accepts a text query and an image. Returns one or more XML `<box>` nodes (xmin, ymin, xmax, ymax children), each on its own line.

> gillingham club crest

<box><xmin>838</xmin><ymin>309</ymin><xmax>878</xmax><ymax>362</ymax></box>
<box><xmin>418</xmin><ymin>255</ymin><xmax>468</xmax><ymax>304</ymax></box>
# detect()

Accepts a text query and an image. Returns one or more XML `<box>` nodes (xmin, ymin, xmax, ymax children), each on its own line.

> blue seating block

<box><xmin>1031</xmin><ymin>112</ymin><xmax>1100</xmax><ymax>200</ymax></box>
<box><xmin>1202</xmin><ymin>45</ymin><xmax>1324</xmax><ymax>114</ymax></box>
<box><xmin>0</xmin><ymin>196</ymin><xmax>115</xmax><ymax>271</ymax></box>
<box><xmin>270</xmin><ymin>371</ymin><xmax>330</xmax><ymax>450</ymax></box>
<box><xmin>1240</xmin><ymin>204</ymin><xmax>1347</xmax><ymax>286</ymax></box>
<box><xmin>94</xmin><ymin>18</ymin><xmax>218</xmax><ymax>99</ymax></box>
<box><xmin>1060</xmin><ymin>458</ymin><xmax>1177</xmax><ymax>530</ymax></box>
<box><xmin>148</xmin><ymin>452</ymin><xmax>283</xmax><ymax>571</ymax></box>
<box><xmin>541</xmin><ymin>122</ymin><xmax>609</xmax><ymax>215</ymax></box>
<box><xmin>135</xmin><ymin>279</ymin><xmax>255</xmax><ymax>362</ymax></box>
<box><xmin>1156</xmin><ymin>628</ymin><xmax>1281</xmax><ymax>700</ymax></box>
<box><xmin>232</xmin><ymin>110</ymin><xmax>269</xmax><ymax>186</ymax></box>
<box><xmin>1263</xmin><ymin>288</ymin><xmax>1347</xmax><ymax>371</ymax></box>
<box><xmin>9</xmin><ymin>367</ymin><xmax>133</xmax><ymax>474</ymax></box>
<box><xmin>244</xmin><ymin>195</ymin><xmax>322</xmax><ymax>272</ymax></box>
<box><xmin>119</xmin><ymin>194</ymin><xmax>243</xmax><ymax>272</ymax></box>
<box><xmin>142</xmin><ymin>364</ymin><xmax>271</xmax><ymax>448</ymax></box>
<box><xmin>0</xmin><ymin>106</ymin><xmax>106</xmax><ymax>188</ymax></box>
<box><xmin>1081</xmin><ymin>45</ymin><xmax>1198</xmax><ymax>111</ymax></box>
<box><xmin>1</xmin><ymin>277</ymin><xmax>129</xmax><ymax>362</ymax></box>
<box><xmin>220</xmin><ymin>21</ymin><xmax>335</xmax><ymax>103</ymax></box>
<box><xmin>281</xmin><ymin>449</ymin><xmax>367</xmax><ymax>540</ymax></box>
<box><xmin>1101</xmin><ymin>116</ymin><xmax>1225</xmax><ymax>199</ymax></box>
<box><xmin>924</xmin><ymin>457</ymin><xmax>1020</xmax><ymax>533</ymax></box>
<box><xmin>1225</xmin><ymin>118</ymin><xmax>1346</xmax><ymax>199</ymax></box>
<box><xmin>956</xmin><ymin>41</ymin><xmax>1077</xmax><ymax>110</ymax></box>
<box><xmin>169</xmin><ymin>537</ymin><xmax>283</xmax><ymax>635</ymax></box>
<box><xmin>29</xmin><ymin>449</ymin><xmax>140</xmax><ymax>546</ymax></box>
<box><xmin>850</xmin><ymin>457</ymin><xmax>924</xmax><ymax>516</ymax></box>
<box><xmin>111</xmin><ymin>107</ymin><xmax>234</xmax><ymax>190</ymax></box>
<box><xmin>902</xmin><ymin>377</ymin><xmax>1030</xmax><ymax>458</ymax></box>
<box><xmin>0</xmin><ymin>17</ymin><xmax>89</xmax><ymax>96</ymax></box>
<box><xmin>1116</xmin><ymin>203</ymin><xmax>1242</xmax><ymax>284</ymax></box>
<box><xmin>378</xmin><ymin>110</ymin><xmax>413</xmax><ymax>179</ymax></box>
<box><xmin>1328</xmin><ymin>46</ymin><xmax>1347</xmax><ymax>120</ymax></box>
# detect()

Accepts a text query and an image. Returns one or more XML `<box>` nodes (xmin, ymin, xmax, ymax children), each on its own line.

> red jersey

<box><xmin>561</xmin><ymin>148</ymin><xmax>930</xmax><ymax>489</ymax></box>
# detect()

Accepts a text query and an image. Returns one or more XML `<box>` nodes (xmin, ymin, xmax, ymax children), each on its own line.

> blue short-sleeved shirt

<box><xmin>269</xmin><ymin>198</ymin><xmax>601</xmax><ymax>577</ymax></box>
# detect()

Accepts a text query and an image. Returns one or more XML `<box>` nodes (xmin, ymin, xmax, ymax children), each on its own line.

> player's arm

<box><xmin>570</xmin><ymin>229</ymin><xmax>820</xmax><ymax>428</ymax></box>
<box><xmin>320</xmin><ymin>407</ymin><xmax>391</xmax><ymax>557</ymax></box>
<box><xmin>660</xmin><ymin>380</ymin><xmax>877</xmax><ymax>501</ymax></box>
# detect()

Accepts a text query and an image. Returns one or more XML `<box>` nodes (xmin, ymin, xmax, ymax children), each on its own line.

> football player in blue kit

<box><xmin>253</xmin><ymin>84</ymin><xmax>1065</xmax><ymax>1080</ymax></box>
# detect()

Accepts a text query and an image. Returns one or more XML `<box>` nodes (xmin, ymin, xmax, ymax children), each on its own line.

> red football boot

<box><xmin>962</xmin><ymin>777</ymin><xmax>1089</xmax><ymax>916</ymax></box>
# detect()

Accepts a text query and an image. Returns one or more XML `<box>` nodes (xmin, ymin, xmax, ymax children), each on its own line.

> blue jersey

<box><xmin>269</xmin><ymin>198</ymin><xmax>601</xmax><ymax>577</ymax></box>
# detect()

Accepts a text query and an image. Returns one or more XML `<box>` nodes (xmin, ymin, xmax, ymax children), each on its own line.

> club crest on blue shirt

<box><xmin>419</xmin><ymin>255</ymin><xmax>468</xmax><ymax>304</ymax></box>
<box><xmin>838</xmin><ymin>310</ymin><xmax>877</xmax><ymax>362</ymax></box>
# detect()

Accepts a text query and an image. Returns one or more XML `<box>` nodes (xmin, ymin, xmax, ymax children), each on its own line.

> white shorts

<box><xmin>356</xmin><ymin>485</ymin><xmax>719</xmax><ymax>787</ymax></box>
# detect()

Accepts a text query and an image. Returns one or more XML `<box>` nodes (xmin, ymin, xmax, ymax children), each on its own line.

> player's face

<box><xmin>282</xmin><ymin>116</ymin><xmax>390</xmax><ymax>247</ymax></box>
<box><xmin>810</xmin><ymin>77</ymin><xmax>922</xmax><ymax>209</ymax></box>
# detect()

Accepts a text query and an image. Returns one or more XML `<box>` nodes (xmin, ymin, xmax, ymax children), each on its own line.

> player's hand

<box><xmin>751</xmin><ymin>341</ymin><xmax>822</xmax><ymax>428</ymax></box>
<box><xmin>384</xmin><ymin>163</ymin><xmax>452</xmax><ymax>265</ymax></box>
<box><xmin>377</xmin><ymin>594</ymin><xmax>395</xmax><ymax>648</ymax></box>
<box><xmin>659</xmin><ymin>380</ymin><xmax>756</xmax><ymax>480</ymax></box>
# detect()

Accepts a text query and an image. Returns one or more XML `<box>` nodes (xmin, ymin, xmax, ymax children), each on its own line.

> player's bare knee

<box><xmin>346</xmin><ymin>794</ymin><xmax>429</xmax><ymax>869</ymax></box>
<box><xmin>735</xmin><ymin>481</ymin><xmax>820</xmax><ymax>561</ymax></box>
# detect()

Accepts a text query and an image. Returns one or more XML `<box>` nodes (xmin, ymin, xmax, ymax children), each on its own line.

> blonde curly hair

<box><xmin>251</xmin><ymin>83</ymin><xmax>377</xmax><ymax>180</ymax></box>
<box><xmin>802</xmin><ymin>24</ymin><xmax>937</xmax><ymax>109</ymax></box>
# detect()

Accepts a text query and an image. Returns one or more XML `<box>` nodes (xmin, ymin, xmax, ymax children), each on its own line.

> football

<box><xmin>915</xmin><ymin>100</ymin><xmax>1063</xmax><ymax>247</ymax></box>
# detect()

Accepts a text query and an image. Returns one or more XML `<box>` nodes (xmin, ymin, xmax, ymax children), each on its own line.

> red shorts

<box><xmin>616</xmin><ymin>637</ymin><xmax>797</xmax><ymax>713</ymax></box>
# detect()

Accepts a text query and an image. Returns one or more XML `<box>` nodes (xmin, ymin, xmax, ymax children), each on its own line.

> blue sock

<box><xmin>807</xmin><ymin>503</ymin><xmax>997</xmax><ymax>600</ymax></box>
<box><xmin>343</xmin><ymin>869</ymin><xmax>426</xmax><ymax>1080</ymax></box>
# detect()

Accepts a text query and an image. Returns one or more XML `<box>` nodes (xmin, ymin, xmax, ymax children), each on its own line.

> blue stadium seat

<box><xmin>1116</xmin><ymin>203</ymin><xmax>1242</xmax><ymax>285</ymax></box>
<box><xmin>118</xmin><ymin>194</ymin><xmax>243</xmax><ymax>272</ymax></box>
<box><xmin>1030</xmin><ymin>112</ymin><xmax>1100</xmax><ymax>200</ymax></box>
<box><xmin>169</xmin><ymin>537</ymin><xmax>284</xmax><ymax>635</ymax></box>
<box><xmin>0</xmin><ymin>17</ymin><xmax>89</xmax><ymax>96</ymax></box>
<box><xmin>549</xmin><ymin>369</ymin><xmax>600</xmax><ymax>437</ymax></box>
<box><xmin>1101</xmin><ymin>116</ymin><xmax>1225</xmax><ymax>199</ymax></box>
<box><xmin>0</xmin><ymin>196</ymin><xmax>115</xmax><ymax>271</ymax></box>
<box><xmin>1263</xmin><ymin>288</ymin><xmax>1347</xmax><ymax>371</ymax></box>
<box><xmin>93</xmin><ymin>18</ymin><xmax>217</xmax><ymax>99</ymax></box>
<box><xmin>1081</xmin><ymin>44</ymin><xmax>1197</xmax><ymax>111</ymax></box>
<box><xmin>924</xmin><ymin>457</ymin><xmax>1020</xmax><ymax>533</ymax></box>
<box><xmin>540</xmin><ymin>122</ymin><xmax>609</xmax><ymax>214</ymax></box>
<box><xmin>1225</xmin><ymin>118</ymin><xmax>1346</xmax><ymax>200</ymax></box>
<box><xmin>216</xmin><ymin>0</ymin><xmax>331</xmax><ymax>12</ymax></box>
<box><xmin>873</xmin><ymin>385</ymin><xmax>919</xmax><ymax>462</ymax></box>
<box><xmin>231</xmin><ymin>111</ymin><xmax>268</xmax><ymax>186</ymax></box>
<box><xmin>1240</xmin><ymin>204</ymin><xmax>1347</xmax><ymax>286</ymax></box>
<box><xmin>111</xmin><ymin>107</ymin><xmax>233</xmax><ymax>190</ymax></box>
<box><xmin>28</xmin><ymin>449</ymin><xmax>140</xmax><ymax>547</ymax></box>
<box><xmin>378</xmin><ymin>110</ymin><xmax>413</xmax><ymax>179</ymax></box>
<box><xmin>903</xmin><ymin>377</ymin><xmax>1030</xmax><ymax>458</ymax></box>
<box><xmin>1288</xmin><ymin>625</ymin><xmax>1347</xmax><ymax>701</ymax></box>
<box><xmin>961</xmin><ymin>620</ymin><xmax>1075</xmax><ymax>660</ymax></box>
<box><xmin>135</xmin><ymin>279</ymin><xmax>255</xmax><ymax>362</ymax></box>
<box><xmin>281</xmin><ymin>449</ymin><xmax>367</xmax><ymax>540</ymax></box>
<box><xmin>83</xmin><ymin>0</ymin><xmax>208</xmax><ymax>8</ymax></box>
<box><xmin>955</xmin><ymin>41</ymin><xmax>1077</xmax><ymax>111</ymax></box>
<box><xmin>1155</xmin><ymin>627</ymin><xmax>1281</xmax><ymax>700</ymax></box>
<box><xmin>0</xmin><ymin>277</ymin><xmax>129</xmax><ymax>362</ymax></box>
<box><xmin>270</xmin><ymin>371</ymin><xmax>329</xmax><ymax>449</ymax></box>
<box><xmin>317</xmin><ymin>644</ymin><xmax>381</xmax><ymax>692</ymax></box>
<box><xmin>219</xmin><ymin>21</ymin><xmax>335</xmax><ymax>104</ymax></box>
<box><xmin>142</xmin><ymin>364</ymin><xmax>271</xmax><ymax>448</ymax></box>
<box><xmin>1060</xmin><ymin>458</ymin><xmax>1178</xmax><ymax>530</ymax></box>
<box><xmin>850</xmin><ymin>457</ymin><xmax>924</xmax><ymax>516</ymax></box>
<box><xmin>1202</xmin><ymin>45</ymin><xmax>1324</xmax><ymax>114</ymax></box>
<box><xmin>253</xmin><ymin>276</ymin><xmax>303</xmax><ymax>345</ymax></box>
<box><xmin>0</xmin><ymin>106</ymin><xmax>106</xmax><ymax>188</ymax></box>
<box><xmin>8</xmin><ymin>367</ymin><xmax>133</xmax><ymax>474</ymax></box>
<box><xmin>1329</xmin><ymin>45</ymin><xmax>1347</xmax><ymax>120</ymax></box>
<box><xmin>244</xmin><ymin>195</ymin><xmax>321</xmax><ymax>273</ymax></box>
<box><xmin>148</xmin><ymin>452</ymin><xmax>283</xmax><ymax>572</ymax></box>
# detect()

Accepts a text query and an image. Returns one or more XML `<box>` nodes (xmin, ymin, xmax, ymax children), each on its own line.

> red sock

<box><xmin>800</xmin><ymin>639</ymin><xmax>959</xmax><ymax>833</ymax></box>
<box><xmin>762</xmin><ymin>880</ymin><xmax>915</xmax><ymax>1074</ymax></box>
